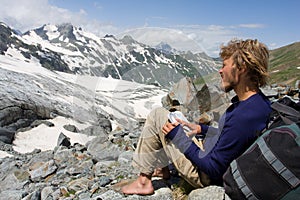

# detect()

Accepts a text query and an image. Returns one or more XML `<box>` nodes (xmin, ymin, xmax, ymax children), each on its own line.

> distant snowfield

<box><xmin>0</xmin><ymin>51</ymin><xmax>167</xmax><ymax>157</ymax></box>
<box><xmin>0</xmin><ymin>116</ymin><xmax>93</xmax><ymax>157</ymax></box>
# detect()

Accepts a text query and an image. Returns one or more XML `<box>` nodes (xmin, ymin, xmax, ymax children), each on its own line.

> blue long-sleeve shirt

<box><xmin>166</xmin><ymin>92</ymin><xmax>271</xmax><ymax>184</ymax></box>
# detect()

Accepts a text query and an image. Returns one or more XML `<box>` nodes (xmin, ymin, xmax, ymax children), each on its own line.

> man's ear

<box><xmin>238</xmin><ymin>63</ymin><xmax>247</xmax><ymax>73</ymax></box>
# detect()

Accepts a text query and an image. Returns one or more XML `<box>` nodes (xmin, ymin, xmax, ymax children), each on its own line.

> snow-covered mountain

<box><xmin>0</xmin><ymin>22</ymin><xmax>220</xmax><ymax>88</ymax></box>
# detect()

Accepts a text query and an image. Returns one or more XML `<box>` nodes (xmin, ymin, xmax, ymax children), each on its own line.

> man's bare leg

<box><xmin>121</xmin><ymin>173</ymin><xmax>154</xmax><ymax>195</ymax></box>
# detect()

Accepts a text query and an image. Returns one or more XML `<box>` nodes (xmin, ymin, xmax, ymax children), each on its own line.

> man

<box><xmin>122</xmin><ymin>39</ymin><xmax>272</xmax><ymax>195</ymax></box>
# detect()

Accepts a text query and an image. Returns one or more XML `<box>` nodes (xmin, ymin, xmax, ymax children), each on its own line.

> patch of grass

<box><xmin>269</xmin><ymin>42</ymin><xmax>300</xmax><ymax>86</ymax></box>
<box><xmin>171</xmin><ymin>178</ymin><xmax>195</xmax><ymax>200</ymax></box>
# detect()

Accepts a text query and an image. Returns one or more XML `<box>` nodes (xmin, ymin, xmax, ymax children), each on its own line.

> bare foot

<box><xmin>152</xmin><ymin>167</ymin><xmax>170</xmax><ymax>179</ymax></box>
<box><xmin>121</xmin><ymin>173</ymin><xmax>154</xmax><ymax>195</ymax></box>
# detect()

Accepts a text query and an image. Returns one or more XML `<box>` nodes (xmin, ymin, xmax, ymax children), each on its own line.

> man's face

<box><xmin>219</xmin><ymin>56</ymin><xmax>239</xmax><ymax>93</ymax></box>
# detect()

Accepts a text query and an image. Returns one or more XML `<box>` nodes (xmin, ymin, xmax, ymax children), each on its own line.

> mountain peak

<box><xmin>154</xmin><ymin>41</ymin><xmax>181</xmax><ymax>54</ymax></box>
<box><xmin>0</xmin><ymin>22</ymin><xmax>8</xmax><ymax>28</ymax></box>
<box><xmin>104</xmin><ymin>34</ymin><xmax>116</xmax><ymax>39</ymax></box>
<box><xmin>120</xmin><ymin>35</ymin><xmax>137</xmax><ymax>45</ymax></box>
<box><xmin>57</xmin><ymin>23</ymin><xmax>76</xmax><ymax>41</ymax></box>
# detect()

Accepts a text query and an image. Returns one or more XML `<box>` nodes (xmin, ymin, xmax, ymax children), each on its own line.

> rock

<box><xmin>0</xmin><ymin>190</ymin><xmax>25</xmax><ymax>200</ymax></box>
<box><xmin>188</xmin><ymin>185</ymin><xmax>226</xmax><ymax>200</ymax></box>
<box><xmin>29</xmin><ymin>160</ymin><xmax>57</xmax><ymax>182</ymax></box>
<box><xmin>57</xmin><ymin>132</ymin><xmax>71</xmax><ymax>147</ymax></box>
<box><xmin>67</xmin><ymin>177</ymin><xmax>90</xmax><ymax>192</ymax></box>
<box><xmin>93</xmin><ymin>161</ymin><xmax>116</xmax><ymax>176</ymax></box>
<box><xmin>0</xmin><ymin>102</ymin><xmax>52</xmax><ymax>131</ymax></box>
<box><xmin>97</xmin><ymin>117</ymin><xmax>112</xmax><ymax>133</ymax></box>
<box><xmin>161</xmin><ymin>77</ymin><xmax>231</xmax><ymax>123</ymax></box>
<box><xmin>53</xmin><ymin>146</ymin><xmax>77</xmax><ymax>167</ymax></box>
<box><xmin>87</xmin><ymin>136</ymin><xmax>121</xmax><ymax>162</ymax></box>
<box><xmin>118</xmin><ymin>151</ymin><xmax>133</xmax><ymax>164</ymax></box>
<box><xmin>0</xmin><ymin>127</ymin><xmax>15</xmax><ymax>144</ymax></box>
<box><xmin>0</xmin><ymin>141</ymin><xmax>14</xmax><ymax>152</ymax></box>
<box><xmin>99</xmin><ymin>176</ymin><xmax>112</xmax><ymax>187</ymax></box>
<box><xmin>63</xmin><ymin>124</ymin><xmax>79</xmax><ymax>132</ymax></box>
<box><xmin>0</xmin><ymin>172</ymin><xmax>28</xmax><ymax>193</ymax></box>
<box><xmin>23</xmin><ymin>190</ymin><xmax>41</xmax><ymax>200</ymax></box>
<box><xmin>81</xmin><ymin>125</ymin><xmax>108</xmax><ymax>136</ymax></box>
<box><xmin>27</xmin><ymin>150</ymin><xmax>53</xmax><ymax>165</ymax></box>
<box><xmin>92</xmin><ymin>190</ymin><xmax>124</xmax><ymax>200</ymax></box>
<box><xmin>40</xmin><ymin>186</ymin><xmax>55</xmax><ymax>200</ymax></box>
<box><xmin>65</xmin><ymin>159</ymin><xmax>93</xmax><ymax>176</ymax></box>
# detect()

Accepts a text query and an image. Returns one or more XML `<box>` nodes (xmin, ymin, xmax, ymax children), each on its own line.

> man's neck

<box><xmin>234</xmin><ymin>85</ymin><xmax>259</xmax><ymax>101</ymax></box>
<box><xmin>237</xmin><ymin>90</ymin><xmax>258</xmax><ymax>101</ymax></box>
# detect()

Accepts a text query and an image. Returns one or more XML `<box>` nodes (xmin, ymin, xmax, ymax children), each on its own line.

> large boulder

<box><xmin>161</xmin><ymin>77</ymin><xmax>231</xmax><ymax>123</ymax></box>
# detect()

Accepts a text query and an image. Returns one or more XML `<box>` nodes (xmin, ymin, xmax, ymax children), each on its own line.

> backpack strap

<box><xmin>271</xmin><ymin>101</ymin><xmax>300</xmax><ymax>118</ymax></box>
<box><xmin>230</xmin><ymin>160</ymin><xmax>259</xmax><ymax>200</ymax></box>
<box><xmin>271</xmin><ymin>101</ymin><xmax>300</xmax><ymax>125</ymax></box>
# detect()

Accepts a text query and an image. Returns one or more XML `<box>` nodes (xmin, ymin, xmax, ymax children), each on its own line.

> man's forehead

<box><xmin>223</xmin><ymin>56</ymin><xmax>234</xmax><ymax>63</ymax></box>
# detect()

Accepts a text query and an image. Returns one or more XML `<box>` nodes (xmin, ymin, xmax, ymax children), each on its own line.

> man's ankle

<box><xmin>140</xmin><ymin>173</ymin><xmax>152</xmax><ymax>183</ymax></box>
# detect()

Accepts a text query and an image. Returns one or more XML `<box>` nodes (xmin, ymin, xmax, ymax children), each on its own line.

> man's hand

<box><xmin>162</xmin><ymin>121</ymin><xmax>179</xmax><ymax>135</ymax></box>
<box><xmin>176</xmin><ymin>119</ymin><xmax>201</xmax><ymax>137</ymax></box>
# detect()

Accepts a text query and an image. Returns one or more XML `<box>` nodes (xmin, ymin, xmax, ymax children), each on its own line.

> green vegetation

<box><xmin>269</xmin><ymin>42</ymin><xmax>300</xmax><ymax>87</ymax></box>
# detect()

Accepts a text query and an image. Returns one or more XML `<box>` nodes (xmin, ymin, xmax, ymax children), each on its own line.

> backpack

<box><xmin>223</xmin><ymin>96</ymin><xmax>300</xmax><ymax>200</ymax></box>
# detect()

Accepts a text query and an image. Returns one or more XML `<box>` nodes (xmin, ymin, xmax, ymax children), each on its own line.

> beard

<box><xmin>220</xmin><ymin>67</ymin><xmax>238</xmax><ymax>93</ymax></box>
<box><xmin>220</xmin><ymin>81</ymin><xmax>234</xmax><ymax>93</ymax></box>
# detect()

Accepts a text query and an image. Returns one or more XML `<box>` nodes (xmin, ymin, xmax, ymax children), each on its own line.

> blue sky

<box><xmin>1</xmin><ymin>0</ymin><xmax>300</xmax><ymax>57</ymax></box>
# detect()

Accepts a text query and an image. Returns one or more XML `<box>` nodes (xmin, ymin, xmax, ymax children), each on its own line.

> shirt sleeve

<box><xmin>199</xmin><ymin>123</ymin><xmax>209</xmax><ymax>135</ymax></box>
<box><xmin>166</xmin><ymin>115</ymin><xmax>257</xmax><ymax>180</ymax></box>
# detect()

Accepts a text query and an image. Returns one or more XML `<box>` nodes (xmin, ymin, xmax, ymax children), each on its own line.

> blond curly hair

<box><xmin>220</xmin><ymin>39</ymin><xmax>269</xmax><ymax>87</ymax></box>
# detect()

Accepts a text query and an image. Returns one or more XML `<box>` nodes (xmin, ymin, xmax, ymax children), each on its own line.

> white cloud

<box><xmin>268</xmin><ymin>43</ymin><xmax>279</xmax><ymax>50</ymax></box>
<box><xmin>118</xmin><ymin>27</ymin><xmax>206</xmax><ymax>53</ymax></box>
<box><xmin>93</xmin><ymin>2</ymin><xmax>103</xmax><ymax>9</ymax></box>
<box><xmin>238</xmin><ymin>24</ymin><xmax>265</xmax><ymax>28</ymax></box>
<box><xmin>79</xmin><ymin>9</ymin><xmax>87</xmax><ymax>15</ymax></box>
<box><xmin>118</xmin><ymin>25</ymin><xmax>238</xmax><ymax>57</ymax></box>
<box><xmin>0</xmin><ymin>0</ymin><xmax>117</xmax><ymax>37</ymax></box>
<box><xmin>207</xmin><ymin>25</ymin><xmax>225</xmax><ymax>31</ymax></box>
<box><xmin>0</xmin><ymin>0</ymin><xmax>71</xmax><ymax>31</ymax></box>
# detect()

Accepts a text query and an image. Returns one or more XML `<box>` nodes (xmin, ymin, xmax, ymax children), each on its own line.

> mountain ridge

<box><xmin>0</xmin><ymin>22</ymin><xmax>220</xmax><ymax>88</ymax></box>
<box><xmin>269</xmin><ymin>41</ymin><xmax>300</xmax><ymax>86</ymax></box>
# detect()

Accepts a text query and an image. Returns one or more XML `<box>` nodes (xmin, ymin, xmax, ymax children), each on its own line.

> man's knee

<box><xmin>146</xmin><ymin>107</ymin><xmax>167</xmax><ymax>121</ymax></box>
<box><xmin>151</xmin><ymin>107</ymin><xmax>168</xmax><ymax>114</ymax></box>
